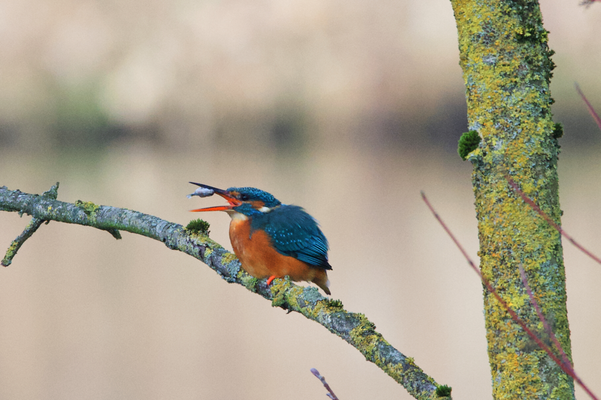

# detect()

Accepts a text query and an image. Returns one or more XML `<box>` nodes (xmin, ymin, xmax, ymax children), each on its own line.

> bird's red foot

<box><xmin>266</xmin><ymin>275</ymin><xmax>277</xmax><ymax>286</ymax></box>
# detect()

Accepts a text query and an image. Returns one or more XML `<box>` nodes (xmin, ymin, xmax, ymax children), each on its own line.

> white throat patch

<box><xmin>226</xmin><ymin>210</ymin><xmax>249</xmax><ymax>221</ymax></box>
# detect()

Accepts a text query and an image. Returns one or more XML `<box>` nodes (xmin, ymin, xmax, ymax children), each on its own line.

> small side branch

<box><xmin>0</xmin><ymin>185</ymin><xmax>444</xmax><ymax>400</ymax></box>
<box><xmin>2</xmin><ymin>183</ymin><xmax>59</xmax><ymax>266</ymax></box>
<box><xmin>310</xmin><ymin>368</ymin><xmax>339</xmax><ymax>400</ymax></box>
<box><xmin>2</xmin><ymin>216</ymin><xmax>44</xmax><ymax>266</ymax></box>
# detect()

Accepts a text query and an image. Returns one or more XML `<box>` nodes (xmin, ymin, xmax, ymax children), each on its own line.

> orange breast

<box><xmin>229</xmin><ymin>217</ymin><xmax>330</xmax><ymax>294</ymax></box>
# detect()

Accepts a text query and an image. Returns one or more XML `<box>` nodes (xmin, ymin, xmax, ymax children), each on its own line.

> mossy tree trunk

<box><xmin>450</xmin><ymin>1</ymin><xmax>574</xmax><ymax>399</ymax></box>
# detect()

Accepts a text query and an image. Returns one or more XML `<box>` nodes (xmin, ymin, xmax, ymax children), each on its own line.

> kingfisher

<box><xmin>188</xmin><ymin>182</ymin><xmax>332</xmax><ymax>295</ymax></box>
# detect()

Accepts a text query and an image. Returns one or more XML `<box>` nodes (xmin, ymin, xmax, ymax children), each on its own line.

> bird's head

<box><xmin>188</xmin><ymin>182</ymin><xmax>281</xmax><ymax>217</ymax></box>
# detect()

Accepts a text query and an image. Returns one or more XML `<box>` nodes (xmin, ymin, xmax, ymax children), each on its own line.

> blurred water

<box><xmin>1</xmin><ymin>0</ymin><xmax>601</xmax><ymax>396</ymax></box>
<box><xmin>1</xmin><ymin>142</ymin><xmax>600</xmax><ymax>399</ymax></box>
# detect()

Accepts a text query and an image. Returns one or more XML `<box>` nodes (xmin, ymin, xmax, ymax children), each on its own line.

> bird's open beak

<box><xmin>188</xmin><ymin>182</ymin><xmax>242</xmax><ymax>212</ymax></box>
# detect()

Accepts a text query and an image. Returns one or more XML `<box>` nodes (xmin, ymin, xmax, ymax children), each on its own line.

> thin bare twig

<box><xmin>310</xmin><ymin>368</ymin><xmax>339</xmax><ymax>400</ymax></box>
<box><xmin>517</xmin><ymin>264</ymin><xmax>572</xmax><ymax>372</ymax></box>
<box><xmin>505</xmin><ymin>174</ymin><xmax>601</xmax><ymax>265</ymax></box>
<box><xmin>580</xmin><ymin>1</ymin><xmax>601</xmax><ymax>9</ymax></box>
<box><xmin>575</xmin><ymin>83</ymin><xmax>601</xmax><ymax>132</ymax></box>
<box><xmin>421</xmin><ymin>192</ymin><xmax>598</xmax><ymax>400</ymax></box>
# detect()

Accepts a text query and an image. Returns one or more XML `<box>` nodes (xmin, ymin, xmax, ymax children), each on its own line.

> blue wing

<box><xmin>251</xmin><ymin>205</ymin><xmax>332</xmax><ymax>270</ymax></box>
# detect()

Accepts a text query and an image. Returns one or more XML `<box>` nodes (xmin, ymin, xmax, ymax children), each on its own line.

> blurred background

<box><xmin>1</xmin><ymin>0</ymin><xmax>600</xmax><ymax>398</ymax></box>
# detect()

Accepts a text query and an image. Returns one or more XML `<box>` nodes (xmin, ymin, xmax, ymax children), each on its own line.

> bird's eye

<box><xmin>239</xmin><ymin>193</ymin><xmax>250</xmax><ymax>201</ymax></box>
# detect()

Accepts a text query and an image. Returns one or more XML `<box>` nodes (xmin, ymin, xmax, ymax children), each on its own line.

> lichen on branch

<box><xmin>0</xmin><ymin>185</ymin><xmax>445</xmax><ymax>399</ymax></box>
<box><xmin>450</xmin><ymin>0</ymin><xmax>573</xmax><ymax>398</ymax></box>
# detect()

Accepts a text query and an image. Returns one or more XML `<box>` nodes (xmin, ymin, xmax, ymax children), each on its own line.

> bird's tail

<box><xmin>313</xmin><ymin>271</ymin><xmax>331</xmax><ymax>295</ymax></box>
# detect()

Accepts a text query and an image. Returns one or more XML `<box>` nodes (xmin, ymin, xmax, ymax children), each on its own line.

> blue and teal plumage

<box><xmin>255</xmin><ymin>205</ymin><xmax>331</xmax><ymax>270</ymax></box>
<box><xmin>189</xmin><ymin>182</ymin><xmax>332</xmax><ymax>294</ymax></box>
<box><xmin>228</xmin><ymin>187</ymin><xmax>331</xmax><ymax>271</ymax></box>
<box><xmin>227</xmin><ymin>187</ymin><xmax>281</xmax><ymax>208</ymax></box>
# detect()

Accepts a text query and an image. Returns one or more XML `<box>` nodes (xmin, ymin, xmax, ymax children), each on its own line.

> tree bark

<box><xmin>0</xmin><ymin>185</ymin><xmax>445</xmax><ymax>399</ymax></box>
<box><xmin>450</xmin><ymin>1</ymin><xmax>574</xmax><ymax>398</ymax></box>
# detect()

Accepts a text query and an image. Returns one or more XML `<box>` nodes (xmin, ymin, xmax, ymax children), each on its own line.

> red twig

<box><xmin>310</xmin><ymin>368</ymin><xmax>339</xmax><ymax>400</ymax></box>
<box><xmin>505</xmin><ymin>174</ymin><xmax>601</xmax><ymax>265</ymax></box>
<box><xmin>517</xmin><ymin>264</ymin><xmax>573</xmax><ymax>371</ymax></box>
<box><xmin>517</xmin><ymin>264</ymin><xmax>597</xmax><ymax>398</ymax></box>
<box><xmin>575</xmin><ymin>83</ymin><xmax>601</xmax><ymax>131</ymax></box>
<box><xmin>421</xmin><ymin>192</ymin><xmax>598</xmax><ymax>400</ymax></box>
<box><xmin>581</xmin><ymin>0</ymin><xmax>601</xmax><ymax>8</ymax></box>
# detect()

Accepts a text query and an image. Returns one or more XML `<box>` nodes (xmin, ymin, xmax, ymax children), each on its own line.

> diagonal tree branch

<box><xmin>0</xmin><ymin>184</ymin><xmax>447</xmax><ymax>400</ymax></box>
